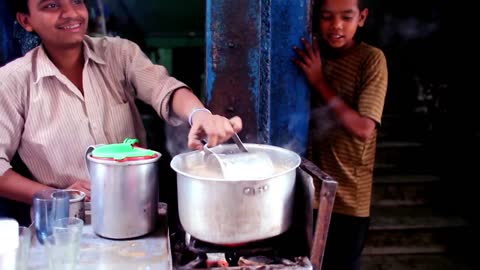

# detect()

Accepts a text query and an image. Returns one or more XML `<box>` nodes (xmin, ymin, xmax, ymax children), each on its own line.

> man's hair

<box><xmin>9</xmin><ymin>0</ymin><xmax>89</xmax><ymax>15</ymax></box>
<box><xmin>10</xmin><ymin>0</ymin><xmax>29</xmax><ymax>15</ymax></box>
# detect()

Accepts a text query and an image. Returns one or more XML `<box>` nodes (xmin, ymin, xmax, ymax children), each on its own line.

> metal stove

<box><xmin>170</xmin><ymin>158</ymin><xmax>337</xmax><ymax>270</ymax></box>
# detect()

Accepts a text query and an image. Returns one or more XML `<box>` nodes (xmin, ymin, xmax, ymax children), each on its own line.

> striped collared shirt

<box><xmin>0</xmin><ymin>35</ymin><xmax>186</xmax><ymax>188</ymax></box>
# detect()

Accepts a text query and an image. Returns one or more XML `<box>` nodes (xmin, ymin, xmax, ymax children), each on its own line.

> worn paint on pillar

<box><xmin>206</xmin><ymin>0</ymin><xmax>312</xmax><ymax>155</ymax></box>
<box><xmin>270</xmin><ymin>0</ymin><xmax>312</xmax><ymax>155</ymax></box>
<box><xmin>206</xmin><ymin>0</ymin><xmax>262</xmax><ymax>143</ymax></box>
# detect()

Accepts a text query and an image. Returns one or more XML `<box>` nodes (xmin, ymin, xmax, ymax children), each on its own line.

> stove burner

<box><xmin>173</xmin><ymin>231</ymin><xmax>312</xmax><ymax>269</ymax></box>
<box><xmin>185</xmin><ymin>233</ymin><xmax>279</xmax><ymax>255</ymax></box>
<box><xmin>171</xmin><ymin>161</ymin><xmax>337</xmax><ymax>270</ymax></box>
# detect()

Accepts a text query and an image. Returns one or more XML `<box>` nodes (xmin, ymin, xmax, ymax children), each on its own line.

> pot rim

<box><xmin>62</xmin><ymin>189</ymin><xmax>86</xmax><ymax>202</ymax></box>
<box><xmin>170</xmin><ymin>143</ymin><xmax>301</xmax><ymax>181</ymax></box>
<box><xmin>86</xmin><ymin>151</ymin><xmax>161</xmax><ymax>166</ymax></box>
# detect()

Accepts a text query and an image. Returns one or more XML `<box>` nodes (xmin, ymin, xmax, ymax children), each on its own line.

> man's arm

<box><xmin>170</xmin><ymin>87</ymin><xmax>207</xmax><ymax>122</ymax></box>
<box><xmin>121</xmin><ymin>39</ymin><xmax>242</xmax><ymax>149</ymax></box>
<box><xmin>0</xmin><ymin>169</ymin><xmax>52</xmax><ymax>204</ymax></box>
<box><xmin>0</xmin><ymin>78</ymin><xmax>53</xmax><ymax>204</ymax></box>
<box><xmin>170</xmin><ymin>88</ymin><xmax>242</xmax><ymax>149</ymax></box>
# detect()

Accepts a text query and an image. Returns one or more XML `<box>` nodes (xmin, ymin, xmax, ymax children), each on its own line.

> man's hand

<box><xmin>188</xmin><ymin>111</ymin><xmax>243</xmax><ymax>150</ymax></box>
<box><xmin>67</xmin><ymin>180</ymin><xmax>91</xmax><ymax>201</ymax></box>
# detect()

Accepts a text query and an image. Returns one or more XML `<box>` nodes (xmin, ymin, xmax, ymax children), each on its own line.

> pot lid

<box><xmin>91</xmin><ymin>138</ymin><xmax>159</xmax><ymax>161</ymax></box>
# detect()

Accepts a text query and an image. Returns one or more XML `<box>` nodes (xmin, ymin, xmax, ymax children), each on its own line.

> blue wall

<box><xmin>0</xmin><ymin>0</ymin><xmax>17</xmax><ymax>66</ymax></box>
<box><xmin>0</xmin><ymin>0</ymin><xmax>41</xmax><ymax>66</ymax></box>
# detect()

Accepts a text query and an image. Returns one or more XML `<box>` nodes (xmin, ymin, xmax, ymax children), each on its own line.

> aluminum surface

<box><xmin>171</xmin><ymin>143</ymin><xmax>301</xmax><ymax>245</ymax></box>
<box><xmin>86</xmin><ymin>146</ymin><xmax>161</xmax><ymax>239</ymax></box>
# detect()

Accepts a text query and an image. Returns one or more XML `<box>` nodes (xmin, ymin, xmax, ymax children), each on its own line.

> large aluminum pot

<box><xmin>170</xmin><ymin>143</ymin><xmax>301</xmax><ymax>245</ymax></box>
<box><xmin>85</xmin><ymin>140</ymin><xmax>161</xmax><ymax>239</ymax></box>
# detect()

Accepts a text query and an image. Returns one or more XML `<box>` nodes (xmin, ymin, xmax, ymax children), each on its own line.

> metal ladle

<box><xmin>203</xmin><ymin>134</ymin><xmax>275</xmax><ymax>179</ymax></box>
<box><xmin>203</xmin><ymin>133</ymin><xmax>247</xmax><ymax>174</ymax></box>
<box><xmin>203</xmin><ymin>133</ymin><xmax>247</xmax><ymax>156</ymax></box>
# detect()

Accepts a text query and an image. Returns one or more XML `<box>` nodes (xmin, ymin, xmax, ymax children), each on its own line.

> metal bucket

<box><xmin>85</xmin><ymin>146</ymin><xmax>161</xmax><ymax>239</ymax></box>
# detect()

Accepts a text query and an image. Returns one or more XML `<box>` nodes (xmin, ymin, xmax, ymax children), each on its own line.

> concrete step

<box><xmin>365</xmin><ymin>206</ymin><xmax>471</xmax><ymax>256</ymax></box>
<box><xmin>361</xmin><ymin>254</ymin><xmax>474</xmax><ymax>270</ymax></box>
<box><xmin>375</xmin><ymin>141</ymin><xmax>430</xmax><ymax>167</ymax></box>
<box><xmin>371</xmin><ymin>175</ymin><xmax>440</xmax><ymax>207</ymax></box>
<box><xmin>369</xmin><ymin>207</ymin><xmax>469</xmax><ymax>231</ymax></box>
<box><xmin>377</xmin><ymin>113</ymin><xmax>433</xmax><ymax>141</ymax></box>
<box><xmin>364</xmin><ymin>227</ymin><xmax>467</xmax><ymax>255</ymax></box>
<box><xmin>374</xmin><ymin>161</ymin><xmax>436</xmax><ymax>175</ymax></box>
<box><xmin>374</xmin><ymin>140</ymin><xmax>435</xmax><ymax>175</ymax></box>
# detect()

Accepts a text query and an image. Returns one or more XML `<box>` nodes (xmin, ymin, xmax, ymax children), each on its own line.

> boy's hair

<box><xmin>316</xmin><ymin>0</ymin><xmax>367</xmax><ymax>10</ymax></box>
<box><xmin>357</xmin><ymin>0</ymin><xmax>367</xmax><ymax>11</ymax></box>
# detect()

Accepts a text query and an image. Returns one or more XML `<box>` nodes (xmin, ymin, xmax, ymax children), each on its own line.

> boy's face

<box><xmin>318</xmin><ymin>0</ymin><xmax>368</xmax><ymax>50</ymax></box>
<box><xmin>17</xmin><ymin>0</ymin><xmax>88</xmax><ymax>50</ymax></box>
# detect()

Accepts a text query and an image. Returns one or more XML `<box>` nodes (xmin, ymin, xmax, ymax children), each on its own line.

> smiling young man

<box><xmin>0</xmin><ymin>0</ymin><xmax>242</xmax><ymax>215</ymax></box>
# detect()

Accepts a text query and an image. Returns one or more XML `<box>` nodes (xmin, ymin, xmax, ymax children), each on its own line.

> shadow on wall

<box><xmin>0</xmin><ymin>0</ymin><xmax>42</xmax><ymax>66</ymax></box>
<box><xmin>0</xmin><ymin>0</ymin><xmax>19</xmax><ymax>66</ymax></box>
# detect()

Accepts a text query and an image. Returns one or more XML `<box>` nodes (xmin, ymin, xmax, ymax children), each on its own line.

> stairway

<box><xmin>360</xmin><ymin>114</ymin><xmax>475</xmax><ymax>270</ymax></box>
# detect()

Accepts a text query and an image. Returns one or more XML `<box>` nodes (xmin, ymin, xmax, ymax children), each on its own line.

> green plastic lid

<box><xmin>91</xmin><ymin>138</ymin><xmax>158</xmax><ymax>161</ymax></box>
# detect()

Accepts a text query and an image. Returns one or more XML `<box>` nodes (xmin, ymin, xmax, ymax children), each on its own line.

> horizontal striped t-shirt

<box><xmin>310</xmin><ymin>42</ymin><xmax>388</xmax><ymax>217</ymax></box>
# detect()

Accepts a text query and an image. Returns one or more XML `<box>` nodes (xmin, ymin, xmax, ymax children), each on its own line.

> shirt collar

<box><xmin>33</xmin><ymin>37</ymin><xmax>106</xmax><ymax>83</ymax></box>
<box><xmin>82</xmin><ymin>36</ymin><xmax>106</xmax><ymax>65</ymax></box>
<box><xmin>33</xmin><ymin>45</ymin><xmax>59</xmax><ymax>83</ymax></box>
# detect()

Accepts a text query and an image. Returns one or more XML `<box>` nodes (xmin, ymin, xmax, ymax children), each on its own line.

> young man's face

<box><xmin>318</xmin><ymin>0</ymin><xmax>368</xmax><ymax>50</ymax></box>
<box><xmin>17</xmin><ymin>0</ymin><xmax>89</xmax><ymax>50</ymax></box>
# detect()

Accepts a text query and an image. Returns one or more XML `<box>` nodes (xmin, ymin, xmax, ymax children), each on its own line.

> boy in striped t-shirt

<box><xmin>293</xmin><ymin>0</ymin><xmax>388</xmax><ymax>269</ymax></box>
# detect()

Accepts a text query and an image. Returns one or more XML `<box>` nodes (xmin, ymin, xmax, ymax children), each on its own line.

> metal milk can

<box><xmin>85</xmin><ymin>138</ymin><xmax>161</xmax><ymax>239</ymax></box>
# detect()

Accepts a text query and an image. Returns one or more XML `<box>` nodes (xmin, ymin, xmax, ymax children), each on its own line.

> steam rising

<box><xmin>380</xmin><ymin>15</ymin><xmax>439</xmax><ymax>46</ymax></box>
<box><xmin>165</xmin><ymin>123</ymin><xmax>191</xmax><ymax>158</ymax></box>
<box><xmin>164</xmin><ymin>104</ymin><xmax>338</xmax><ymax>157</ymax></box>
<box><xmin>309</xmin><ymin>104</ymin><xmax>338</xmax><ymax>145</ymax></box>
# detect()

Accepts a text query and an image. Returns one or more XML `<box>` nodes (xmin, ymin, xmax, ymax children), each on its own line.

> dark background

<box><xmin>1</xmin><ymin>0</ymin><xmax>478</xmax><ymax>229</ymax></box>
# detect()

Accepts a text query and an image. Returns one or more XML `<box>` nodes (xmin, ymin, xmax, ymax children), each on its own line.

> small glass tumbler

<box><xmin>15</xmin><ymin>226</ymin><xmax>32</xmax><ymax>270</ymax></box>
<box><xmin>45</xmin><ymin>217</ymin><xmax>84</xmax><ymax>270</ymax></box>
<box><xmin>32</xmin><ymin>189</ymin><xmax>70</xmax><ymax>244</ymax></box>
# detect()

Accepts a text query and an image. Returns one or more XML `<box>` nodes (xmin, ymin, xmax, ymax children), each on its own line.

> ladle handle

<box><xmin>232</xmin><ymin>133</ymin><xmax>248</xmax><ymax>152</ymax></box>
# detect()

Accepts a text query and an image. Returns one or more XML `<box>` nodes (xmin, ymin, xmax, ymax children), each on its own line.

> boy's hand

<box><xmin>292</xmin><ymin>37</ymin><xmax>325</xmax><ymax>88</ymax></box>
<box><xmin>188</xmin><ymin>112</ymin><xmax>243</xmax><ymax>150</ymax></box>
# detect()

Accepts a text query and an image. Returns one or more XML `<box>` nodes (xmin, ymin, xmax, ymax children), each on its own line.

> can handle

<box><xmin>85</xmin><ymin>145</ymin><xmax>105</xmax><ymax>175</ymax></box>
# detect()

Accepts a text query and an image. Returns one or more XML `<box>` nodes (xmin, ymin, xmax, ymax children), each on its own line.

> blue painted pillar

<box><xmin>0</xmin><ymin>0</ymin><xmax>15</xmax><ymax>66</ymax></box>
<box><xmin>206</xmin><ymin>0</ymin><xmax>312</xmax><ymax>155</ymax></box>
